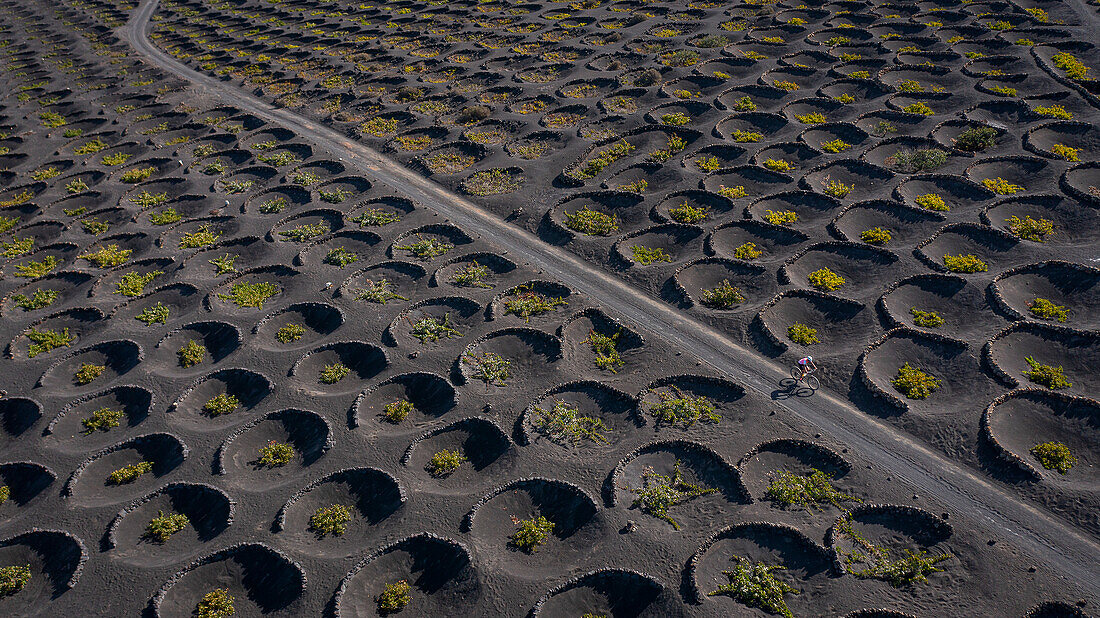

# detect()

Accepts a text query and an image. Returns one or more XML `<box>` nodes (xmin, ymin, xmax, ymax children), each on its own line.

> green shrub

<box><xmin>195</xmin><ymin>588</ymin><xmax>234</xmax><ymax>618</ymax></box>
<box><xmin>107</xmin><ymin>461</ymin><xmax>154</xmax><ymax>485</ymax></box>
<box><xmin>909</xmin><ymin>308</ymin><xmax>944</xmax><ymax>328</ymax></box>
<box><xmin>219</xmin><ymin>281</ymin><xmax>280</xmax><ymax>308</ymax></box>
<box><xmin>464</xmin><ymin>351</ymin><xmax>512</xmax><ymax>386</ymax></box>
<box><xmin>765</xmin><ymin>469</ymin><xmax>859</xmax><ymax>510</ymax></box>
<box><xmin>278</xmin><ymin>221</ymin><xmax>329</xmax><ymax>243</ymax></box>
<box><xmin>148</xmin><ymin>208</ymin><xmax>180</xmax><ymax>225</ymax></box>
<box><xmin>351</xmin><ymin>208</ymin><xmax>401</xmax><ymax>226</ymax></box>
<box><xmin>203</xmin><ymin>393</ymin><xmax>240</xmax><ymax>416</ymax></box>
<box><xmin>795</xmin><ymin>112</ymin><xmax>827</xmax><ymax>125</ymax></box>
<box><xmin>902</xmin><ymin>102</ymin><xmax>935</xmax><ymax>116</ymax></box>
<box><xmin>836</xmin><ymin>517</ymin><xmax>949</xmax><ymax>587</ymax></box>
<box><xmin>1028</xmin><ymin>298</ymin><xmax>1068</xmax><ymax>322</ymax></box>
<box><xmin>1050</xmin><ymin>144</ymin><xmax>1079</xmax><ymax>162</ymax></box>
<box><xmin>74</xmin><ymin>362</ymin><xmax>106</xmax><ymax>385</ymax></box>
<box><xmin>2</xmin><ymin>237</ymin><xmax>34</xmax><ymax>259</ymax></box>
<box><xmin>356</xmin><ymin>278</ymin><xmax>408</xmax><ymax>304</ymax></box>
<box><xmin>504</xmin><ymin>287</ymin><xmax>567</xmax><ymax>321</ymax></box>
<box><xmin>426</xmin><ymin>448</ymin><xmax>467</xmax><ymax>477</ymax></box>
<box><xmin>146</xmin><ymin>511</ymin><xmax>190</xmax><ymax>542</ymax></box>
<box><xmin>0</xmin><ymin>485</ymin><xmax>8</xmax><ymax>507</ymax></box>
<box><xmin>0</xmin><ymin>564</ymin><xmax>31</xmax><ymax>597</ymax></box>
<box><xmin>701</xmin><ymin>279</ymin><xmax>745</xmax><ymax>308</ymax></box>
<box><xmin>131</xmin><ymin>190</ymin><xmax>169</xmax><ymax>209</ymax></box>
<box><xmin>564</xmin><ymin>206</ymin><xmax>619</xmax><ymax>236</ymax></box>
<box><xmin>310</xmin><ymin>504</ymin><xmax>352</xmax><ymax>536</ymax></box>
<box><xmin>82</xmin><ymin>219</ymin><xmax>110</xmax><ymax>236</ymax></box>
<box><xmin>787</xmin><ymin>323</ymin><xmax>820</xmax><ymax>345</ymax></box>
<box><xmin>462</xmin><ymin>169</ymin><xmax>522</xmax><ymax>195</ymax></box>
<box><xmin>649</xmin><ymin>386</ymin><xmax>719</xmax><ymax>428</ymax></box>
<box><xmin>584</xmin><ymin>330</ymin><xmax>624</xmax><ymax>372</ymax></box>
<box><xmin>178</xmin><ymin>339</ymin><xmax>207</xmax><ymax>368</ymax></box>
<box><xmin>1023</xmin><ymin>356</ymin><xmax>1071</xmax><ymax>390</ymax></box>
<box><xmin>982</xmin><ymin>177</ymin><xmax>1023</xmax><ymax>195</ymax></box>
<box><xmin>731</xmin><ymin>130</ymin><xmax>763</xmax><ymax>142</ymax></box>
<box><xmin>509</xmin><ymin>515</ymin><xmax>555</xmax><ymax>552</ymax></box>
<box><xmin>324</xmin><ymin>247</ymin><xmax>359</xmax><ymax>268</ymax></box>
<box><xmin>1052</xmin><ymin>52</ymin><xmax>1090</xmax><ymax>80</ymax></box>
<box><xmin>180</xmin><ymin>225</ymin><xmax>221</xmax><ymax>249</ymax></box>
<box><xmin>915</xmin><ymin>193</ymin><xmax>948</xmax><ymax>211</ymax></box>
<box><xmin>821</xmin><ymin>139</ymin><xmax>851</xmax><ymax>154</ymax></box>
<box><xmin>275</xmin><ymin>323</ymin><xmax>306</xmax><ymax>343</ymax></box>
<box><xmin>860</xmin><ymin>227</ymin><xmax>892</xmax><ymax>245</ymax></box>
<box><xmin>568</xmin><ymin>140</ymin><xmax>635</xmax><ymax>180</ymax></box>
<box><xmin>135</xmin><ymin>302</ymin><xmax>170</xmax><ymax>325</ymax></box>
<box><xmin>733</xmin><ymin>242</ymin><xmax>762</xmax><ymax>260</ymax></box>
<box><xmin>320</xmin><ymin>188</ymin><xmax>350</xmax><ymax>204</ymax></box>
<box><xmin>954</xmin><ymin>126</ymin><xmax>998</xmax><ymax>152</ymax></box>
<box><xmin>258</xmin><ymin>440</ymin><xmax>295</xmax><ymax>467</ymax></box>
<box><xmin>1030</xmin><ymin>441</ymin><xmax>1076</xmax><ymax>473</ymax></box>
<box><xmin>887</xmin><ymin>148</ymin><xmax>947</xmax><ymax>172</ymax></box>
<box><xmin>629</xmin><ymin>460</ymin><xmax>716</xmax><ymax>529</ymax></box>
<box><xmin>669</xmin><ymin>202</ymin><xmax>708</xmax><ymax>224</ymax></box>
<box><xmin>259</xmin><ymin>197</ymin><xmax>288</xmax><ymax>214</ymax></box>
<box><xmin>942</xmin><ymin>254</ymin><xmax>987</xmax><ymax>273</ymax></box>
<box><xmin>320</xmin><ymin>363</ymin><xmax>351</xmax><ymax>384</ymax></box>
<box><xmin>452</xmin><ymin>262</ymin><xmax>492</xmax><ymax>288</ymax></box>
<box><xmin>74</xmin><ymin>138</ymin><xmax>109</xmax><ymax>155</ymax></box>
<box><xmin>115</xmin><ymin>270</ymin><xmax>162</xmax><ymax>297</ymax></box>
<box><xmin>1032</xmin><ymin>104</ymin><xmax>1072</xmax><ymax>120</ymax></box>
<box><xmin>631</xmin><ymin>245</ymin><xmax>672</xmax><ymax>266</ymax></box>
<box><xmin>66</xmin><ymin>178</ymin><xmax>89</xmax><ymax>194</ymax></box>
<box><xmin>410</xmin><ymin>314</ymin><xmax>463</xmax><ymax>343</ymax></box>
<box><xmin>807</xmin><ymin>267</ymin><xmax>844</xmax><ymax>291</ymax></box>
<box><xmin>532</xmin><ymin>399</ymin><xmax>609</xmax><ymax>445</ymax></box>
<box><xmin>1005</xmin><ymin>215</ymin><xmax>1054</xmax><ymax>242</ymax></box>
<box><xmin>120</xmin><ymin>166</ymin><xmax>156</xmax><ymax>183</ymax></box>
<box><xmin>396</xmin><ymin>236</ymin><xmax>453</xmax><ymax>260</ymax></box>
<box><xmin>39</xmin><ymin>111</ymin><xmax>66</xmax><ymax>128</ymax></box>
<box><xmin>13</xmin><ymin>288</ymin><xmax>58</xmax><ymax>311</ymax></box>
<box><xmin>25</xmin><ymin>328</ymin><xmax>73</xmax><ymax>357</ymax></box>
<box><xmin>764</xmin><ymin>209</ymin><xmax>798</xmax><ymax>226</ymax></box>
<box><xmin>892</xmin><ymin>362</ymin><xmax>941</xmax><ymax>399</ymax></box>
<box><xmin>763</xmin><ymin>158</ymin><xmax>793</xmax><ymax>172</ymax></box>
<box><xmin>695</xmin><ymin>156</ymin><xmax>721</xmax><ymax>172</ymax></box>
<box><xmin>822</xmin><ymin>177</ymin><xmax>854</xmax><ymax>198</ymax></box>
<box><xmin>81</xmin><ymin>407</ymin><xmax>123</xmax><ymax>433</ymax></box>
<box><xmin>377</xmin><ymin>581</ymin><xmax>411</xmax><ymax>614</ymax></box>
<box><xmin>80</xmin><ymin>243</ymin><xmax>132</xmax><ymax>268</ymax></box>
<box><xmin>707</xmin><ymin>556</ymin><xmax>798</xmax><ymax>617</ymax></box>
<box><xmin>382</xmin><ymin>399</ymin><xmax>414</xmax><ymax>423</ymax></box>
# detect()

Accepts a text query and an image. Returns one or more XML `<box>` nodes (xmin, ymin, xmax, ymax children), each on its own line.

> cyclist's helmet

<box><xmin>805</xmin><ymin>356</ymin><xmax>813</xmax><ymax>362</ymax></box>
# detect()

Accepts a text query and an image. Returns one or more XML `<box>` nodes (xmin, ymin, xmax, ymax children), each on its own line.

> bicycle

<box><xmin>790</xmin><ymin>365</ymin><xmax>820</xmax><ymax>392</ymax></box>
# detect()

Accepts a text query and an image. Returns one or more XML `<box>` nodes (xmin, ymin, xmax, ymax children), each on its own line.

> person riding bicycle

<box><xmin>797</xmin><ymin>355</ymin><xmax>817</xmax><ymax>381</ymax></box>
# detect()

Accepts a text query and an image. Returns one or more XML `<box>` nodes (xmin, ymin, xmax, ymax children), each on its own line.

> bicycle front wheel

<box><xmin>804</xmin><ymin>375</ymin><xmax>820</xmax><ymax>391</ymax></box>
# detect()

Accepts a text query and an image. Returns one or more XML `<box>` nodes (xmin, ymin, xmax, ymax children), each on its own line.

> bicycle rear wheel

<box><xmin>790</xmin><ymin>366</ymin><xmax>802</xmax><ymax>381</ymax></box>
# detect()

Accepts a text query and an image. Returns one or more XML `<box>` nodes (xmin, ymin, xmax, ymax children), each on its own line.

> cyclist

<box><xmin>797</xmin><ymin>355</ymin><xmax>817</xmax><ymax>381</ymax></box>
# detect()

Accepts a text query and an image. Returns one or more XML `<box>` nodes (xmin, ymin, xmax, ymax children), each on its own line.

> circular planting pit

<box><xmin>800</xmin><ymin>159</ymin><xmax>894</xmax><ymax>203</ymax></box>
<box><xmin>1024</xmin><ymin>121</ymin><xmax>1098</xmax><ymax>163</ymax></box>
<box><xmin>749</xmin><ymin>191</ymin><xmax>843</xmax><ymax>231</ymax></box>
<box><xmin>0</xmin><ymin>462</ymin><xmax>54</xmax><ymax>517</ymax></box>
<box><xmin>465</xmin><ymin>477</ymin><xmax>602</xmax><ymax>573</ymax></box>
<box><xmin>431</xmin><ymin>252</ymin><xmax>516</xmax><ymax>290</ymax></box>
<box><xmin>1061</xmin><ymin>162</ymin><xmax>1100</xmax><ymax>207</ymax></box>
<box><xmin>45</xmin><ymin>385</ymin><xmax>153</xmax><ymax>451</ymax></box>
<box><xmin>986</xmin><ymin>324</ymin><xmax>1100</xmax><ymax>399</ymax></box>
<box><xmin>0</xmin><ymin>398</ymin><xmax>41</xmax><ymax>446</ymax></box>
<box><xmin>759</xmin><ymin>290</ymin><xmax>873</xmax><ymax>352</ymax></box>
<box><xmin>207</xmin><ymin>265</ymin><xmax>299</xmax><ymax>316</ymax></box>
<box><xmin>547</xmin><ymin>191</ymin><xmax>647</xmax><ymax>240</ymax></box>
<box><xmin>966</xmin><ymin>156</ymin><xmax>1051</xmax><ymax>194</ymax></box>
<box><xmin>166</xmin><ymin>368</ymin><xmax>273</xmax><ymax>432</ymax></box>
<box><xmin>985</xmin><ymin>390</ymin><xmax>1098</xmax><ymax>486</ymax></box>
<box><xmin>338</xmin><ymin>260</ymin><xmax>426</xmax><ymax>304</ymax></box>
<box><xmin>612</xmin><ymin>224</ymin><xmax>703</xmax><ymax>269</ymax></box>
<box><xmin>983</xmin><ymin>194</ymin><xmax>1100</xmax><ymax>247</ymax></box>
<box><xmin>9</xmin><ymin>307</ymin><xmax>104</xmax><ymax>361</ymax></box>
<box><xmin>110</xmin><ymin>283</ymin><xmax>203</xmax><ymax>330</ymax></box>
<box><xmin>268</xmin><ymin>208</ymin><xmax>344</xmax><ymax>244</ymax></box>
<box><xmin>894</xmin><ymin>174</ymin><xmax>993</xmax><ymax>213</ymax></box>
<box><xmin>520</xmin><ymin>381</ymin><xmax>641</xmax><ymax>453</ymax></box>
<box><xmin>558</xmin><ymin>308</ymin><xmax>645</xmax><ymax>374</ymax></box>
<box><xmin>217</xmin><ymin>408</ymin><xmax>331</xmax><ymax>491</ymax></box>
<box><xmin>916</xmin><ymin>224</ymin><xmax>1022</xmax><ymax>274</ymax></box>
<box><xmin>106</xmin><ymin>483</ymin><xmax>233</xmax><ymax>565</ymax></box>
<box><xmin>705</xmin><ymin>219</ymin><xmax>808</xmax><ymax>263</ymax></box>
<box><xmin>403</xmin><ymin>417</ymin><xmax>512</xmax><ymax>490</ymax></box>
<box><xmin>152</xmin><ymin>544</ymin><xmax>303</xmax><ymax>617</ymax></box>
<box><xmin>702</xmin><ymin>165</ymin><xmax>794</xmax><ymax>200</ymax></box>
<box><xmin>387</xmin><ymin>296</ymin><xmax>482</xmax><ymax>348</ymax></box>
<box><xmin>290</xmin><ymin>342</ymin><xmax>387</xmax><ymax>395</ymax></box>
<box><xmin>861</xmin><ymin>329</ymin><xmax>979</xmax><ymax>413</ymax></box>
<box><xmin>353</xmin><ymin>372</ymin><xmax>458</xmax><ymax>429</ymax></box>
<box><xmin>530</xmin><ymin>569</ymin><xmax>682</xmax><ymax>618</ymax></box>
<box><xmin>294</xmin><ymin>230</ymin><xmax>382</xmax><ymax>270</ymax></box>
<box><xmin>880</xmin><ymin>274</ymin><xmax>996</xmax><ymax>339</ymax></box>
<box><xmin>334</xmin><ymin>534</ymin><xmax>479</xmax><ymax>618</ymax></box>
<box><xmin>253</xmin><ymin>302</ymin><xmax>344</xmax><ymax>351</ymax></box>
<box><xmin>673</xmin><ymin>258</ymin><xmax>772</xmax><ymax>310</ymax></box>
<box><xmin>610</xmin><ymin>441</ymin><xmax>748</xmax><ymax>532</ymax></box>
<box><xmin>2</xmin><ymin>271</ymin><xmax>94</xmax><ymax>317</ymax></box>
<box><xmin>830</xmin><ymin>200</ymin><xmax>943</xmax><ymax>246</ymax></box>
<box><xmin>243</xmin><ymin>186</ymin><xmax>311</xmax><ymax>216</ymax></box>
<box><xmin>690</xmin><ymin>522</ymin><xmax>833</xmax><ymax>610</ymax></box>
<box><xmin>389</xmin><ymin>224</ymin><xmax>473</xmax><ymax>262</ymax></box>
<box><xmin>276</xmin><ymin>468</ymin><xmax>404</xmax><ymax>557</ymax></box>
<box><xmin>828</xmin><ymin>504</ymin><xmax>953</xmax><ymax>588</ymax></box>
<box><xmin>0</xmin><ymin>530</ymin><xmax>85</xmax><ymax>615</ymax></box>
<box><xmin>992</xmin><ymin>262</ymin><xmax>1100</xmax><ymax>331</ymax></box>
<box><xmin>150</xmin><ymin>321</ymin><xmax>241</xmax><ymax>376</ymax></box>
<box><xmin>66</xmin><ymin>433</ymin><xmax>187</xmax><ymax>507</ymax></box>
<box><xmin>34</xmin><ymin>340</ymin><xmax>140</xmax><ymax>395</ymax></box>
<box><xmin>783</xmin><ymin>242</ymin><xmax>901</xmax><ymax>299</ymax></box>
<box><xmin>652</xmin><ymin>190</ymin><xmax>735</xmax><ymax>226</ymax></box>
<box><xmin>457</xmin><ymin>328</ymin><xmax>562</xmax><ymax>391</ymax></box>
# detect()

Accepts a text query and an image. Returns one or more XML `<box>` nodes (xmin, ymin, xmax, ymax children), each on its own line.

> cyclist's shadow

<box><xmin>772</xmin><ymin>378</ymin><xmax>816</xmax><ymax>400</ymax></box>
